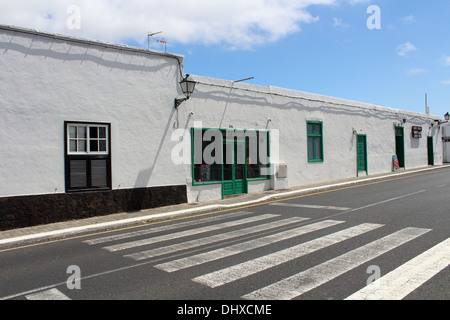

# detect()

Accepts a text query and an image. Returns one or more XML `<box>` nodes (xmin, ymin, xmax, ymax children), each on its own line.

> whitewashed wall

<box><xmin>0</xmin><ymin>26</ymin><xmax>443</xmax><ymax>204</ymax></box>
<box><xmin>0</xmin><ymin>26</ymin><xmax>185</xmax><ymax>197</ymax></box>
<box><xmin>185</xmin><ymin>75</ymin><xmax>443</xmax><ymax>202</ymax></box>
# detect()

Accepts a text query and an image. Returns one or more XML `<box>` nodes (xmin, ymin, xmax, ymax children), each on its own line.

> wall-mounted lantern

<box><xmin>175</xmin><ymin>74</ymin><xmax>197</xmax><ymax>109</ymax></box>
<box><xmin>445</xmin><ymin>112</ymin><xmax>450</xmax><ymax>121</ymax></box>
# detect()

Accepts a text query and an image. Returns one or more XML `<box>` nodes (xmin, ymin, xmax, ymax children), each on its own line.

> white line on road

<box><xmin>84</xmin><ymin>211</ymin><xmax>253</xmax><ymax>245</ymax></box>
<box><xmin>270</xmin><ymin>203</ymin><xmax>352</xmax><ymax>211</ymax></box>
<box><xmin>243</xmin><ymin>227</ymin><xmax>431</xmax><ymax>300</ymax></box>
<box><xmin>103</xmin><ymin>214</ymin><xmax>278</xmax><ymax>252</ymax></box>
<box><xmin>346</xmin><ymin>237</ymin><xmax>450</xmax><ymax>300</ymax></box>
<box><xmin>154</xmin><ymin>220</ymin><xmax>346</xmax><ymax>273</ymax></box>
<box><xmin>193</xmin><ymin>223</ymin><xmax>383</xmax><ymax>288</ymax></box>
<box><xmin>125</xmin><ymin>217</ymin><xmax>308</xmax><ymax>261</ymax></box>
<box><xmin>25</xmin><ymin>288</ymin><xmax>71</xmax><ymax>300</ymax></box>
<box><xmin>345</xmin><ymin>190</ymin><xmax>426</xmax><ymax>213</ymax></box>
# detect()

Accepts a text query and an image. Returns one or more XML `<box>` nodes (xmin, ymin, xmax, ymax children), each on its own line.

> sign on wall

<box><xmin>411</xmin><ymin>126</ymin><xmax>422</xmax><ymax>139</ymax></box>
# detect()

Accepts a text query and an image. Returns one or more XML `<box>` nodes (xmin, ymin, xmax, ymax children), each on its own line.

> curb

<box><xmin>1</xmin><ymin>165</ymin><xmax>448</xmax><ymax>248</ymax></box>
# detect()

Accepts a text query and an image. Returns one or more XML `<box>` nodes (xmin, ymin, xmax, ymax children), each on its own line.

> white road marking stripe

<box><xmin>243</xmin><ymin>227</ymin><xmax>431</xmax><ymax>300</ymax></box>
<box><xmin>25</xmin><ymin>288</ymin><xmax>71</xmax><ymax>300</ymax></box>
<box><xmin>345</xmin><ymin>190</ymin><xmax>426</xmax><ymax>214</ymax></box>
<box><xmin>193</xmin><ymin>223</ymin><xmax>383</xmax><ymax>288</ymax></box>
<box><xmin>103</xmin><ymin>214</ymin><xmax>278</xmax><ymax>252</ymax></box>
<box><xmin>84</xmin><ymin>211</ymin><xmax>252</xmax><ymax>245</ymax></box>
<box><xmin>125</xmin><ymin>217</ymin><xmax>308</xmax><ymax>261</ymax></box>
<box><xmin>270</xmin><ymin>203</ymin><xmax>352</xmax><ymax>211</ymax></box>
<box><xmin>346</xmin><ymin>237</ymin><xmax>450</xmax><ymax>300</ymax></box>
<box><xmin>154</xmin><ymin>220</ymin><xmax>346</xmax><ymax>273</ymax></box>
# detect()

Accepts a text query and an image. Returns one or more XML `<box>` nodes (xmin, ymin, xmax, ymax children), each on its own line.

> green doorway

<box><xmin>427</xmin><ymin>136</ymin><xmax>434</xmax><ymax>166</ymax></box>
<box><xmin>395</xmin><ymin>126</ymin><xmax>405</xmax><ymax>168</ymax></box>
<box><xmin>357</xmin><ymin>134</ymin><xmax>368</xmax><ymax>176</ymax></box>
<box><xmin>222</xmin><ymin>140</ymin><xmax>248</xmax><ymax>196</ymax></box>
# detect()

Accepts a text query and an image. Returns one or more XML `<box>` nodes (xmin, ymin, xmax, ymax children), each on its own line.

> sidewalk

<box><xmin>1</xmin><ymin>165</ymin><xmax>448</xmax><ymax>248</ymax></box>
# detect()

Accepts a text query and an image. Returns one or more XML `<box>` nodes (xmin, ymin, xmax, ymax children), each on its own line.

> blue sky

<box><xmin>1</xmin><ymin>0</ymin><xmax>449</xmax><ymax>117</ymax></box>
<box><xmin>178</xmin><ymin>0</ymin><xmax>450</xmax><ymax>118</ymax></box>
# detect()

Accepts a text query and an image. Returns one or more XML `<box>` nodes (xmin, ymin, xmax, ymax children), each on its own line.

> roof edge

<box><xmin>192</xmin><ymin>74</ymin><xmax>442</xmax><ymax>120</ymax></box>
<box><xmin>0</xmin><ymin>24</ymin><xmax>184</xmax><ymax>61</ymax></box>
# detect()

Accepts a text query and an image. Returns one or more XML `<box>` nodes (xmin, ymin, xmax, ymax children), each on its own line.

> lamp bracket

<box><xmin>175</xmin><ymin>97</ymin><xmax>189</xmax><ymax>109</ymax></box>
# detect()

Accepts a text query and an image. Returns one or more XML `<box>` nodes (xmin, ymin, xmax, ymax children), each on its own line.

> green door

<box><xmin>428</xmin><ymin>136</ymin><xmax>434</xmax><ymax>165</ymax></box>
<box><xmin>357</xmin><ymin>135</ymin><xmax>368</xmax><ymax>175</ymax></box>
<box><xmin>223</xmin><ymin>141</ymin><xmax>247</xmax><ymax>196</ymax></box>
<box><xmin>395</xmin><ymin>127</ymin><xmax>405</xmax><ymax>168</ymax></box>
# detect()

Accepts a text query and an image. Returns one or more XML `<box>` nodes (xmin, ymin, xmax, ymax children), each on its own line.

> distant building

<box><xmin>0</xmin><ymin>25</ymin><xmax>444</xmax><ymax>230</ymax></box>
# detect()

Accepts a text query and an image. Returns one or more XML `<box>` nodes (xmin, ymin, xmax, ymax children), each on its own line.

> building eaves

<box><xmin>0</xmin><ymin>24</ymin><xmax>184</xmax><ymax>62</ymax></box>
<box><xmin>192</xmin><ymin>74</ymin><xmax>442</xmax><ymax>121</ymax></box>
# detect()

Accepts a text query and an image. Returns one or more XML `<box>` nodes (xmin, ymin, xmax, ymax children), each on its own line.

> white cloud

<box><xmin>442</xmin><ymin>80</ymin><xmax>450</xmax><ymax>85</ymax></box>
<box><xmin>407</xmin><ymin>68</ymin><xmax>427</xmax><ymax>75</ymax></box>
<box><xmin>443</xmin><ymin>55</ymin><xmax>450</xmax><ymax>66</ymax></box>
<box><xmin>346</xmin><ymin>0</ymin><xmax>370</xmax><ymax>4</ymax></box>
<box><xmin>0</xmin><ymin>0</ymin><xmax>337</xmax><ymax>49</ymax></box>
<box><xmin>397</xmin><ymin>42</ymin><xmax>416</xmax><ymax>57</ymax></box>
<box><xmin>333</xmin><ymin>17</ymin><xmax>349</xmax><ymax>28</ymax></box>
<box><xmin>401</xmin><ymin>15</ymin><xmax>416</xmax><ymax>24</ymax></box>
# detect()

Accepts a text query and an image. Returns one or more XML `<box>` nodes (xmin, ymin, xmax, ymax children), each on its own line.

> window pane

<box><xmin>90</xmin><ymin>140</ymin><xmax>98</xmax><ymax>152</ymax></box>
<box><xmin>78</xmin><ymin>126</ymin><xmax>86</xmax><ymax>139</ymax></box>
<box><xmin>99</xmin><ymin>140</ymin><xmax>107</xmax><ymax>152</ymax></box>
<box><xmin>308</xmin><ymin>137</ymin><xmax>314</xmax><ymax>159</ymax></box>
<box><xmin>314</xmin><ymin>137</ymin><xmax>322</xmax><ymax>159</ymax></box>
<box><xmin>91</xmin><ymin>160</ymin><xmax>107</xmax><ymax>187</ymax></box>
<box><xmin>69</xmin><ymin>126</ymin><xmax>77</xmax><ymax>138</ymax></box>
<box><xmin>90</xmin><ymin>127</ymin><xmax>98</xmax><ymax>139</ymax></box>
<box><xmin>307</xmin><ymin>124</ymin><xmax>313</xmax><ymax>134</ymax></box>
<box><xmin>78</xmin><ymin>139</ymin><xmax>86</xmax><ymax>152</ymax></box>
<box><xmin>99</xmin><ymin>127</ymin><xmax>106</xmax><ymax>139</ymax></box>
<box><xmin>70</xmin><ymin>140</ymin><xmax>77</xmax><ymax>152</ymax></box>
<box><xmin>70</xmin><ymin>160</ymin><xmax>87</xmax><ymax>188</ymax></box>
<box><xmin>314</xmin><ymin>124</ymin><xmax>321</xmax><ymax>134</ymax></box>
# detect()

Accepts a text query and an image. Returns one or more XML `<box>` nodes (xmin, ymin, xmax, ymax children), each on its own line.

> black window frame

<box><xmin>64</xmin><ymin>121</ymin><xmax>112</xmax><ymax>193</ymax></box>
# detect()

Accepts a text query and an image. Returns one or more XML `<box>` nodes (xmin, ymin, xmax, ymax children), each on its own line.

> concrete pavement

<box><xmin>1</xmin><ymin>165</ymin><xmax>449</xmax><ymax>248</ymax></box>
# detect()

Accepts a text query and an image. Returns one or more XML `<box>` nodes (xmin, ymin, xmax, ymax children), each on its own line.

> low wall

<box><xmin>0</xmin><ymin>185</ymin><xmax>187</xmax><ymax>231</ymax></box>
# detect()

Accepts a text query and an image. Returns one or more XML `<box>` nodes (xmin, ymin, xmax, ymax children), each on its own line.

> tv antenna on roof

<box><xmin>148</xmin><ymin>31</ymin><xmax>162</xmax><ymax>50</ymax></box>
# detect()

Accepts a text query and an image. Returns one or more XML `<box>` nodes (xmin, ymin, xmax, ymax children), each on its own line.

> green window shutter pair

<box><xmin>307</xmin><ymin>122</ymin><xmax>323</xmax><ymax>162</ymax></box>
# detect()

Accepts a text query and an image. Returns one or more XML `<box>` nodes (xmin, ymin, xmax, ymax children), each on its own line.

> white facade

<box><xmin>0</xmin><ymin>25</ymin><xmax>186</xmax><ymax>198</ymax></box>
<box><xmin>0</xmin><ymin>25</ymin><xmax>444</xmax><ymax>228</ymax></box>
<box><xmin>185</xmin><ymin>76</ymin><xmax>443</xmax><ymax>202</ymax></box>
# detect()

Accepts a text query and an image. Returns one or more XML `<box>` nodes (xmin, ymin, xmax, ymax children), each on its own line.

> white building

<box><xmin>0</xmin><ymin>25</ymin><xmax>444</xmax><ymax>230</ymax></box>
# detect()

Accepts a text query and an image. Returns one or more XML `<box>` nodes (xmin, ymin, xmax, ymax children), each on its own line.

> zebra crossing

<box><xmin>82</xmin><ymin>210</ymin><xmax>449</xmax><ymax>300</ymax></box>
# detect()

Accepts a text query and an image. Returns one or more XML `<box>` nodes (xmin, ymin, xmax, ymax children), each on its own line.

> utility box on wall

<box><xmin>277</xmin><ymin>164</ymin><xmax>288</xmax><ymax>179</ymax></box>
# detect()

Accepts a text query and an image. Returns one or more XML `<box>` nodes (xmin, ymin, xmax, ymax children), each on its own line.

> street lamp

<box><xmin>175</xmin><ymin>74</ymin><xmax>197</xmax><ymax>109</ymax></box>
<box><xmin>445</xmin><ymin>112</ymin><xmax>450</xmax><ymax>121</ymax></box>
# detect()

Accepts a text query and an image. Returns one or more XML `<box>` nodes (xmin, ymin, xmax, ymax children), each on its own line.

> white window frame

<box><xmin>67</xmin><ymin>123</ymin><xmax>109</xmax><ymax>155</ymax></box>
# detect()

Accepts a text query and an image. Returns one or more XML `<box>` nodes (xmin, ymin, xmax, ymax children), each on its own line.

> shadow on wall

<box><xmin>0</xmin><ymin>37</ymin><xmax>173</xmax><ymax>73</ymax></box>
<box><xmin>129</xmin><ymin>99</ymin><xmax>192</xmax><ymax>211</ymax></box>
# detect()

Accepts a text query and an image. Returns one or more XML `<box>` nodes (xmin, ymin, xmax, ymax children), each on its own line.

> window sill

<box><xmin>66</xmin><ymin>187</ymin><xmax>112</xmax><ymax>193</ymax></box>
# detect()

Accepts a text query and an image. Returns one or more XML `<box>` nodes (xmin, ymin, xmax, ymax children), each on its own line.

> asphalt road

<box><xmin>0</xmin><ymin>167</ymin><xmax>449</xmax><ymax>303</ymax></box>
